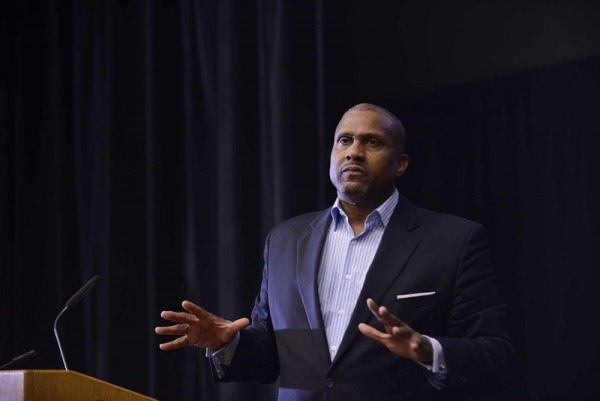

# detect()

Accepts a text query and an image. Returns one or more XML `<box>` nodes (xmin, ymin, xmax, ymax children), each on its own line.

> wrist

<box><xmin>416</xmin><ymin>336</ymin><xmax>433</xmax><ymax>364</ymax></box>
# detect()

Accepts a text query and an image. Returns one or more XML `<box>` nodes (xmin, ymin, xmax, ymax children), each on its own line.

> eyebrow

<box><xmin>335</xmin><ymin>132</ymin><xmax>386</xmax><ymax>141</ymax></box>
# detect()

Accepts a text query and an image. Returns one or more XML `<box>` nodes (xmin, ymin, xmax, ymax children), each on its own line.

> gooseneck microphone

<box><xmin>53</xmin><ymin>275</ymin><xmax>100</xmax><ymax>370</ymax></box>
<box><xmin>0</xmin><ymin>349</ymin><xmax>38</xmax><ymax>370</ymax></box>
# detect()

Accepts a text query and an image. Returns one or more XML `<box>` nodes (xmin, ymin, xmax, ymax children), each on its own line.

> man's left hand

<box><xmin>358</xmin><ymin>298</ymin><xmax>433</xmax><ymax>364</ymax></box>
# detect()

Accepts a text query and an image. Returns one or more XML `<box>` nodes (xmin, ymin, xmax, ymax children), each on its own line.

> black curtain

<box><xmin>2</xmin><ymin>1</ymin><xmax>327</xmax><ymax>400</ymax></box>
<box><xmin>2</xmin><ymin>1</ymin><xmax>600</xmax><ymax>401</ymax></box>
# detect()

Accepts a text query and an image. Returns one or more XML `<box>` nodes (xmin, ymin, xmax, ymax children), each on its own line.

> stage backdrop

<box><xmin>2</xmin><ymin>1</ymin><xmax>600</xmax><ymax>401</ymax></box>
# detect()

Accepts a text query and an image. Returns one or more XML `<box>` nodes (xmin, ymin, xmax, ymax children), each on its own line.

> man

<box><xmin>156</xmin><ymin>104</ymin><xmax>514</xmax><ymax>400</ymax></box>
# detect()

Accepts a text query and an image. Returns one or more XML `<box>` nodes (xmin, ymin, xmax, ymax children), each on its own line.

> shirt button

<box><xmin>325</xmin><ymin>378</ymin><xmax>335</xmax><ymax>388</ymax></box>
<box><xmin>337</xmin><ymin>309</ymin><xmax>345</xmax><ymax>315</ymax></box>
<box><xmin>330</xmin><ymin>345</ymin><xmax>338</xmax><ymax>353</ymax></box>
<box><xmin>344</xmin><ymin>274</ymin><xmax>351</xmax><ymax>280</ymax></box>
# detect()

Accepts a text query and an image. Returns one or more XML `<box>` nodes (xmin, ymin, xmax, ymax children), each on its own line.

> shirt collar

<box><xmin>330</xmin><ymin>189</ymin><xmax>399</xmax><ymax>228</ymax></box>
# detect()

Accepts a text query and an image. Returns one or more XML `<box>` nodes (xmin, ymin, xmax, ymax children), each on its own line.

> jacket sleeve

<box><xmin>214</xmin><ymin>232</ymin><xmax>280</xmax><ymax>384</ymax></box>
<box><xmin>436</xmin><ymin>223</ymin><xmax>515</xmax><ymax>391</ymax></box>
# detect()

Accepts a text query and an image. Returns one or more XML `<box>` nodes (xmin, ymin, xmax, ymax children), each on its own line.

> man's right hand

<box><xmin>155</xmin><ymin>300</ymin><xmax>250</xmax><ymax>350</ymax></box>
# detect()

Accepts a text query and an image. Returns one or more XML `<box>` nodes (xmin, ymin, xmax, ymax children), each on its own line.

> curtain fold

<box><xmin>2</xmin><ymin>1</ymin><xmax>325</xmax><ymax>400</ymax></box>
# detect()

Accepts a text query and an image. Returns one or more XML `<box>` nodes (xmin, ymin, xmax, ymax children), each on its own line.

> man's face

<box><xmin>329</xmin><ymin>110</ymin><xmax>408</xmax><ymax>205</ymax></box>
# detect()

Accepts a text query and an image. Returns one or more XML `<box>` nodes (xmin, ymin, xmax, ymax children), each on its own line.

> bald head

<box><xmin>342</xmin><ymin>103</ymin><xmax>407</xmax><ymax>153</ymax></box>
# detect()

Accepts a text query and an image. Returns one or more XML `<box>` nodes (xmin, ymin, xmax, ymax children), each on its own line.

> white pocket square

<box><xmin>396</xmin><ymin>291</ymin><xmax>435</xmax><ymax>300</ymax></box>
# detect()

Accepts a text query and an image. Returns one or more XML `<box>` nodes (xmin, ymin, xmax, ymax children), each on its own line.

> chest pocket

<box><xmin>394</xmin><ymin>292</ymin><xmax>438</xmax><ymax>310</ymax></box>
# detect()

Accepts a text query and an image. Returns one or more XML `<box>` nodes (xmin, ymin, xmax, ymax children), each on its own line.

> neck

<box><xmin>339</xmin><ymin>200</ymin><xmax>370</xmax><ymax>236</ymax></box>
<box><xmin>337</xmin><ymin>189</ymin><xmax>394</xmax><ymax>227</ymax></box>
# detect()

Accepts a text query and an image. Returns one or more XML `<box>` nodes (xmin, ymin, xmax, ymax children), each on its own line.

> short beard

<box><xmin>333</xmin><ymin>177</ymin><xmax>370</xmax><ymax>201</ymax></box>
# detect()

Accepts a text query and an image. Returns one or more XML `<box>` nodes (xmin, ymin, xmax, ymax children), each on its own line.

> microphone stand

<box><xmin>53</xmin><ymin>306</ymin><xmax>71</xmax><ymax>370</ymax></box>
<box><xmin>53</xmin><ymin>275</ymin><xmax>100</xmax><ymax>370</ymax></box>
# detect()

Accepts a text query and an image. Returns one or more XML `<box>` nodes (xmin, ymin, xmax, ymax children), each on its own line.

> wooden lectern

<box><xmin>0</xmin><ymin>370</ymin><xmax>158</xmax><ymax>401</ymax></box>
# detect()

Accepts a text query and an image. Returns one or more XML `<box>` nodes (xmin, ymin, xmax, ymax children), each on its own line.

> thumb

<box><xmin>230</xmin><ymin>317</ymin><xmax>250</xmax><ymax>332</ymax></box>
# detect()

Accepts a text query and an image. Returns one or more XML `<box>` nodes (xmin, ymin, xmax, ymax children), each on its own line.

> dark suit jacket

<box><xmin>218</xmin><ymin>194</ymin><xmax>514</xmax><ymax>401</ymax></box>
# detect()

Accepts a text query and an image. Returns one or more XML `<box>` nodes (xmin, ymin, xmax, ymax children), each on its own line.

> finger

<box><xmin>367</xmin><ymin>299</ymin><xmax>402</xmax><ymax>326</ymax></box>
<box><xmin>181</xmin><ymin>300</ymin><xmax>210</xmax><ymax>317</ymax></box>
<box><xmin>391</xmin><ymin>325</ymin><xmax>413</xmax><ymax>339</ymax></box>
<box><xmin>358</xmin><ymin>323</ymin><xmax>391</xmax><ymax>343</ymax></box>
<box><xmin>229</xmin><ymin>317</ymin><xmax>250</xmax><ymax>332</ymax></box>
<box><xmin>366</xmin><ymin>299</ymin><xmax>400</xmax><ymax>334</ymax></box>
<box><xmin>158</xmin><ymin>335</ymin><xmax>189</xmax><ymax>351</ymax></box>
<box><xmin>155</xmin><ymin>323</ymin><xmax>189</xmax><ymax>336</ymax></box>
<box><xmin>378</xmin><ymin>305</ymin><xmax>409</xmax><ymax>331</ymax></box>
<box><xmin>160</xmin><ymin>310</ymin><xmax>199</xmax><ymax>325</ymax></box>
<box><xmin>366</xmin><ymin>298</ymin><xmax>382</xmax><ymax>319</ymax></box>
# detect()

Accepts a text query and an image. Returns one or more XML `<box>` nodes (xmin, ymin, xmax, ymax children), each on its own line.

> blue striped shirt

<box><xmin>318</xmin><ymin>190</ymin><xmax>399</xmax><ymax>359</ymax></box>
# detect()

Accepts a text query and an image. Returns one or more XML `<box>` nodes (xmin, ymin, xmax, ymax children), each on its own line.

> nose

<box><xmin>345</xmin><ymin>142</ymin><xmax>365</xmax><ymax>161</ymax></box>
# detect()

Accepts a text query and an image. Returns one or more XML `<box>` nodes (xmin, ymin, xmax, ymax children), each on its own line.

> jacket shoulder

<box><xmin>414</xmin><ymin>206</ymin><xmax>485</xmax><ymax>237</ymax></box>
<box><xmin>269</xmin><ymin>208</ymin><xmax>329</xmax><ymax>236</ymax></box>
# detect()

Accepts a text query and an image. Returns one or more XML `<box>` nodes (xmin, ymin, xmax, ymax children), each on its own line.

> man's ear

<box><xmin>396</xmin><ymin>154</ymin><xmax>409</xmax><ymax>177</ymax></box>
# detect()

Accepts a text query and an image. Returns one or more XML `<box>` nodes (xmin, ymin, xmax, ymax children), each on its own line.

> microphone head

<box><xmin>65</xmin><ymin>275</ymin><xmax>100</xmax><ymax>308</ymax></box>
<box><xmin>16</xmin><ymin>349</ymin><xmax>39</xmax><ymax>364</ymax></box>
<box><xmin>0</xmin><ymin>349</ymin><xmax>38</xmax><ymax>370</ymax></box>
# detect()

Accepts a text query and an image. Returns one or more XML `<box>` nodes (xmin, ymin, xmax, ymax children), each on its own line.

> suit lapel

<box><xmin>296</xmin><ymin>209</ymin><xmax>332</xmax><ymax>365</ymax></box>
<box><xmin>331</xmin><ymin>195</ymin><xmax>421</xmax><ymax>367</ymax></box>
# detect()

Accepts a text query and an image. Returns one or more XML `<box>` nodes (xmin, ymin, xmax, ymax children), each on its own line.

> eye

<box><xmin>365</xmin><ymin>138</ymin><xmax>380</xmax><ymax>146</ymax></box>
<box><xmin>338</xmin><ymin>136</ymin><xmax>352</xmax><ymax>145</ymax></box>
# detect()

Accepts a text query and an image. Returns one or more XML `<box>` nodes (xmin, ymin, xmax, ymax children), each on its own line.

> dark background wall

<box><xmin>328</xmin><ymin>0</ymin><xmax>600</xmax><ymax>96</ymax></box>
<box><xmin>2</xmin><ymin>1</ymin><xmax>600</xmax><ymax>400</ymax></box>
